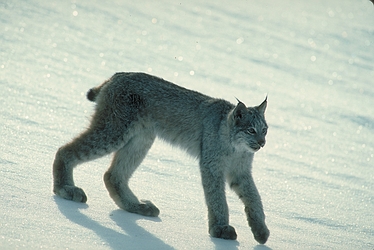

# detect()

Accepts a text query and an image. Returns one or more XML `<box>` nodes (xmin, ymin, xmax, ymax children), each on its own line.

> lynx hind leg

<box><xmin>104</xmin><ymin>130</ymin><xmax>159</xmax><ymax>217</ymax></box>
<box><xmin>53</xmin><ymin>125</ymin><xmax>126</xmax><ymax>203</ymax></box>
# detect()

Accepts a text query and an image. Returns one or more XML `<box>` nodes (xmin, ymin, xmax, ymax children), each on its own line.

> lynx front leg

<box><xmin>199</xmin><ymin>160</ymin><xmax>237</xmax><ymax>240</ymax></box>
<box><xmin>104</xmin><ymin>131</ymin><xmax>159</xmax><ymax>217</ymax></box>
<box><xmin>229</xmin><ymin>171</ymin><xmax>270</xmax><ymax>244</ymax></box>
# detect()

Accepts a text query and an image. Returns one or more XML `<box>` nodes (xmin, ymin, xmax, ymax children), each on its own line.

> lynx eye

<box><xmin>262</xmin><ymin>128</ymin><xmax>268</xmax><ymax>135</ymax></box>
<box><xmin>246</xmin><ymin>128</ymin><xmax>256</xmax><ymax>135</ymax></box>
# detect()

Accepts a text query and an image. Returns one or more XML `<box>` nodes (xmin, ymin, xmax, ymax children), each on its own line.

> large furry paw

<box><xmin>54</xmin><ymin>185</ymin><xmax>87</xmax><ymax>203</ymax></box>
<box><xmin>126</xmin><ymin>200</ymin><xmax>160</xmax><ymax>217</ymax></box>
<box><xmin>209</xmin><ymin>225</ymin><xmax>237</xmax><ymax>240</ymax></box>
<box><xmin>251</xmin><ymin>222</ymin><xmax>270</xmax><ymax>244</ymax></box>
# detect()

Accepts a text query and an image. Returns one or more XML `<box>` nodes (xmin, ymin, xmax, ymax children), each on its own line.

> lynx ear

<box><xmin>256</xmin><ymin>96</ymin><xmax>267</xmax><ymax>114</ymax></box>
<box><xmin>234</xmin><ymin>100</ymin><xmax>247</xmax><ymax>120</ymax></box>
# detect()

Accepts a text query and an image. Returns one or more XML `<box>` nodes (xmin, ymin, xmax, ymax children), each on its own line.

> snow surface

<box><xmin>1</xmin><ymin>0</ymin><xmax>374</xmax><ymax>249</ymax></box>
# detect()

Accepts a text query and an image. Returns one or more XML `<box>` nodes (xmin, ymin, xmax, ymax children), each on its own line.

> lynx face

<box><xmin>230</xmin><ymin>100</ymin><xmax>268</xmax><ymax>153</ymax></box>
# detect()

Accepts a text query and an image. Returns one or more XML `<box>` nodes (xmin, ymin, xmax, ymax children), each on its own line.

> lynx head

<box><xmin>229</xmin><ymin>97</ymin><xmax>268</xmax><ymax>153</ymax></box>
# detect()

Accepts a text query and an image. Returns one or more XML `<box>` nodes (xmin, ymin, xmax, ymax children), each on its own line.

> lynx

<box><xmin>53</xmin><ymin>72</ymin><xmax>270</xmax><ymax>244</ymax></box>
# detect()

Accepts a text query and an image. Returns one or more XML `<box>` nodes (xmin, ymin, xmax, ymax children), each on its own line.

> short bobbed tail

<box><xmin>86</xmin><ymin>88</ymin><xmax>98</xmax><ymax>102</ymax></box>
<box><xmin>86</xmin><ymin>78</ymin><xmax>110</xmax><ymax>102</ymax></box>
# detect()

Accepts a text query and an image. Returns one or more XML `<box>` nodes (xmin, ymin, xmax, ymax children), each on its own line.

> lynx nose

<box><xmin>258</xmin><ymin>140</ymin><xmax>266</xmax><ymax>148</ymax></box>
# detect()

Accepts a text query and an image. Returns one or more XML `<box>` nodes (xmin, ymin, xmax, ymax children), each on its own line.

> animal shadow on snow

<box><xmin>54</xmin><ymin>196</ymin><xmax>173</xmax><ymax>250</ymax></box>
<box><xmin>211</xmin><ymin>235</ymin><xmax>272</xmax><ymax>250</ymax></box>
<box><xmin>210</xmin><ymin>236</ymin><xmax>239</xmax><ymax>250</ymax></box>
<box><xmin>253</xmin><ymin>244</ymin><xmax>273</xmax><ymax>250</ymax></box>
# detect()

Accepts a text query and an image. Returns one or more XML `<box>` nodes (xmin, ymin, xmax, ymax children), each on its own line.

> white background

<box><xmin>1</xmin><ymin>0</ymin><xmax>373</xmax><ymax>249</ymax></box>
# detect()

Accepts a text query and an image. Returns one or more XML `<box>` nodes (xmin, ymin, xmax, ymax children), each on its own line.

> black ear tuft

<box><xmin>256</xmin><ymin>96</ymin><xmax>267</xmax><ymax>114</ymax></box>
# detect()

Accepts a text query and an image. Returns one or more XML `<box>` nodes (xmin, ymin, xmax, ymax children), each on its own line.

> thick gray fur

<box><xmin>53</xmin><ymin>72</ymin><xmax>270</xmax><ymax>244</ymax></box>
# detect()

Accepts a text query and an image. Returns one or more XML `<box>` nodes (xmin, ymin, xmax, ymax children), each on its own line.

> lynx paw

<box><xmin>54</xmin><ymin>185</ymin><xmax>87</xmax><ymax>203</ymax></box>
<box><xmin>209</xmin><ymin>225</ymin><xmax>237</xmax><ymax>240</ymax></box>
<box><xmin>126</xmin><ymin>200</ymin><xmax>160</xmax><ymax>217</ymax></box>
<box><xmin>251</xmin><ymin>223</ymin><xmax>270</xmax><ymax>244</ymax></box>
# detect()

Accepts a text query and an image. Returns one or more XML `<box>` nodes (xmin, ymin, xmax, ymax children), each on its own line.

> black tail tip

<box><xmin>86</xmin><ymin>88</ymin><xmax>96</xmax><ymax>102</ymax></box>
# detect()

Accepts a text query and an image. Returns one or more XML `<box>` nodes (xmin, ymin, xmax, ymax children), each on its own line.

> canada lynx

<box><xmin>53</xmin><ymin>72</ymin><xmax>270</xmax><ymax>244</ymax></box>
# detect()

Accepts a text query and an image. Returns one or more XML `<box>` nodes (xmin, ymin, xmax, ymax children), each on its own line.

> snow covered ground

<box><xmin>1</xmin><ymin>0</ymin><xmax>373</xmax><ymax>249</ymax></box>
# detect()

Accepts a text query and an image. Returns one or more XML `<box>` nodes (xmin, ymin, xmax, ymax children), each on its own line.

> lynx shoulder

<box><xmin>53</xmin><ymin>72</ymin><xmax>270</xmax><ymax>244</ymax></box>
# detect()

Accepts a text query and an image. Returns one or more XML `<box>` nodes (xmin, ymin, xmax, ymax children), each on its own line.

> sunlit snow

<box><xmin>1</xmin><ymin>0</ymin><xmax>373</xmax><ymax>249</ymax></box>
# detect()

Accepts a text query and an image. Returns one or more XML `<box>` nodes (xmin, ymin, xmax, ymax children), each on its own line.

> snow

<box><xmin>1</xmin><ymin>0</ymin><xmax>373</xmax><ymax>249</ymax></box>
